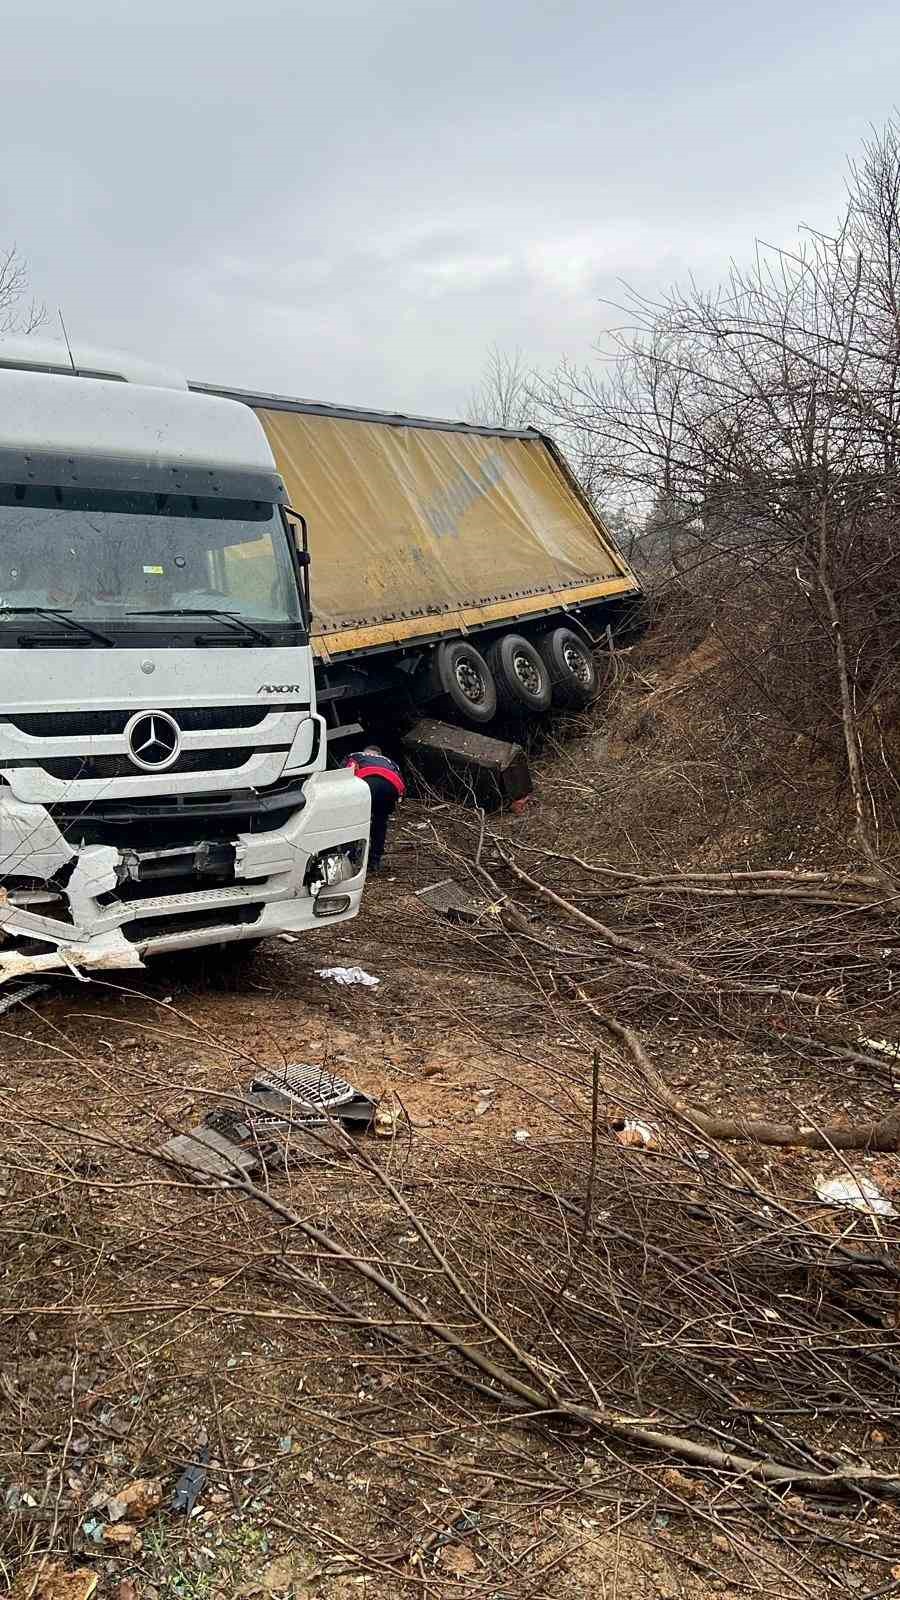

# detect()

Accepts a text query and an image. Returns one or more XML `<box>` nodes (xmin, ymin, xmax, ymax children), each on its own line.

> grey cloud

<box><xmin>1</xmin><ymin>0</ymin><xmax>898</xmax><ymax>416</ymax></box>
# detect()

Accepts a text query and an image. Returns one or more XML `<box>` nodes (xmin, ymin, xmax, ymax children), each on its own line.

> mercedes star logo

<box><xmin>126</xmin><ymin>710</ymin><xmax>181</xmax><ymax>771</ymax></box>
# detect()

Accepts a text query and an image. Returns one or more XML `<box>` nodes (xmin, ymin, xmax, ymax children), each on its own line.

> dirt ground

<box><xmin>2</xmin><ymin>676</ymin><xmax>899</xmax><ymax>1600</ymax></box>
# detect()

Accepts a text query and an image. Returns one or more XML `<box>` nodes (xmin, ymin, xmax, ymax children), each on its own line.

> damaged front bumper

<box><xmin>0</xmin><ymin>769</ymin><xmax>371</xmax><ymax>983</ymax></box>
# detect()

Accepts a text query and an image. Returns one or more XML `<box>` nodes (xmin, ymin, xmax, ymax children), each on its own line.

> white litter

<box><xmin>860</xmin><ymin>1035</ymin><xmax>900</xmax><ymax>1059</ymax></box>
<box><xmin>513</xmin><ymin>1129</ymin><xmax>530</xmax><ymax>1144</ymax></box>
<box><xmin>814</xmin><ymin>1173</ymin><xmax>897</xmax><ymax>1217</ymax></box>
<box><xmin>317</xmin><ymin>966</ymin><xmax>380</xmax><ymax>988</ymax></box>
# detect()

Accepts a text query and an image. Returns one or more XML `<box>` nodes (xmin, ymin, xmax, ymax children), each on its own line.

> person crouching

<box><xmin>343</xmin><ymin>745</ymin><xmax>406</xmax><ymax>872</ymax></box>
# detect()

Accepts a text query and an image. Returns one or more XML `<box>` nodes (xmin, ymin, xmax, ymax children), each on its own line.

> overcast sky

<box><xmin>1</xmin><ymin>0</ymin><xmax>898</xmax><ymax>417</ymax></box>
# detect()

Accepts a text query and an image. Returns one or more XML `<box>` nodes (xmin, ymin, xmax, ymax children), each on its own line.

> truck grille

<box><xmin>49</xmin><ymin>781</ymin><xmax>307</xmax><ymax>847</ymax></box>
<box><xmin>3</xmin><ymin>705</ymin><xmax>305</xmax><ymax>736</ymax></box>
<box><xmin>23</xmin><ymin>747</ymin><xmax>287</xmax><ymax>781</ymax></box>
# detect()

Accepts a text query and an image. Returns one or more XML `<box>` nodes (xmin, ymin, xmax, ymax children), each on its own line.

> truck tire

<box><xmin>432</xmin><ymin>640</ymin><xmax>498</xmax><ymax>725</ymax></box>
<box><xmin>538</xmin><ymin>627</ymin><xmax>600</xmax><ymax>708</ymax></box>
<box><xmin>487</xmin><ymin>633</ymin><xmax>553</xmax><ymax>715</ymax></box>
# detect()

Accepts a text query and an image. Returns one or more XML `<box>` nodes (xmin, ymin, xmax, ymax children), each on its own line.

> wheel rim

<box><xmin>456</xmin><ymin>658</ymin><xmax>486</xmax><ymax>704</ymax></box>
<box><xmin>562</xmin><ymin>641</ymin><xmax>592</xmax><ymax>685</ymax></box>
<box><xmin>512</xmin><ymin>649</ymin><xmax>542</xmax><ymax>696</ymax></box>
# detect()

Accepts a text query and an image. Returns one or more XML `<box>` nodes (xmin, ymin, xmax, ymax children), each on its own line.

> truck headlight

<box><xmin>305</xmin><ymin>840</ymin><xmax>366</xmax><ymax>892</ymax></box>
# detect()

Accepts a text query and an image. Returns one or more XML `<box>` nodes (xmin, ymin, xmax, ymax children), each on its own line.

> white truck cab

<box><xmin>0</xmin><ymin>341</ymin><xmax>370</xmax><ymax>982</ymax></box>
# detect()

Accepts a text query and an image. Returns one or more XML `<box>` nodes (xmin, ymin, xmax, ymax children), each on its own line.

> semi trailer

<box><xmin>0</xmin><ymin>340</ymin><xmax>371</xmax><ymax>984</ymax></box>
<box><xmin>193</xmin><ymin>382</ymin><xmax>642</xmax><ymax>732</ymax></box>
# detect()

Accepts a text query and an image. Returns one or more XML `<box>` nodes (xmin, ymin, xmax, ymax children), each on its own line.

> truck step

<box><xmin>120</xmin><ymin>885</ymin><xmax>257</xmax><ymax>914</ymax></box>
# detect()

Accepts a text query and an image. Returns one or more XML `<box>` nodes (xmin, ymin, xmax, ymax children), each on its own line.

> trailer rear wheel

<box><xmin>538</xmin><ymin>627</ymin><xmax>600</xmax><ymax>708</ymax></box>
<box><xmin>432</xmin><ymin>640</ymin><xmax>498</xmax><ymax>725</ymax></box>
<box><xmin>488</xmin><ymin>633</ymin><xmax>553</xmax><ymax>715</ymax></box>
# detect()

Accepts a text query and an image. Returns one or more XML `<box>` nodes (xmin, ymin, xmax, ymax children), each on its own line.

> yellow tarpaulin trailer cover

<box><xmin>253</xmin><ymin>407</ymin><xmax>639</xmax><ymax>659</ymax></box>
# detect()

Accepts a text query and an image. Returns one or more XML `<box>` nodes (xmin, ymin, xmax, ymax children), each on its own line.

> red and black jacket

<box><xmin>343</xmin><ymin>752</ymin><xmax>406</xmax><ymax>799</ymax></box>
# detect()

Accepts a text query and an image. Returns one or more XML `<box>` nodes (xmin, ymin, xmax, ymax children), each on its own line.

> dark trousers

<box><xmin>365</xmin><ymin>775</ymin><xmax>399</xmax><ymax>867</ymax></box>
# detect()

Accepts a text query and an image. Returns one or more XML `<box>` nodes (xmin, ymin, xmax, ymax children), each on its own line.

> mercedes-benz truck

<box><xmin>0</xmin><ymin>340</ymin><xmax>370</xmax><ymax>985</ymax></box>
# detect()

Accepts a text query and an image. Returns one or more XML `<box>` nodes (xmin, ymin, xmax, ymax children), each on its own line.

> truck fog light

<box><xmin>314</xmin><ymin>893</ymin><xmax>352</xmax><ymax>917</ymax></box>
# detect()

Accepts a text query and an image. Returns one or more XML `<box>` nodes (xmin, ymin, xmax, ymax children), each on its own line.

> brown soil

<box><xmin>1</xmin><ymin>662</ymin><xmax>898</xmax><ymax>1600</ymax></box>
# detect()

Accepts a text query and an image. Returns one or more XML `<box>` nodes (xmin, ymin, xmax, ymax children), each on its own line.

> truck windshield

<box><xmin>0</xmin><ymin>486</ymin><xmax>302</xmax><ymax>629</ymax></box>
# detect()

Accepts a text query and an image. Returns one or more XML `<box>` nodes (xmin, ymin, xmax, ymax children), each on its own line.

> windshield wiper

<box><xmin>127</xmin><ymin>608</ymin><xmax>272</xmax><ymax>645</ymax></box>
<box><xmin>0</xmin><ymin>607</ymin><xmax>115</xmax><ymax>647</ymax></box>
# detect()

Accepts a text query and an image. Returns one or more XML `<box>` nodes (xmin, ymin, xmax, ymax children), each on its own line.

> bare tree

<box><xmin>0</xmin><ymin>245</ymin><xmax>44</xmax><ymax>337</ymax></box>
<box><xmin>464</xmin><ymin>344</ymin><xmax>533</xmax><ymax>429</ymax></box>
<box><xmin>536</xmin><ymin>120</ymin><xmax>900</xmax><ymax>875</ymax></box>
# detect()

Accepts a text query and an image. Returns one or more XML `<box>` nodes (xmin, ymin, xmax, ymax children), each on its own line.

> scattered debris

<box><xmin>158</xmin><ymin>1125</ymin><xmax>260</xmax><ymax>1180</ymax></box>
<box><xmin>374</xmin><ymin>1100</ymin><xmax>400</xmax><ymax>1138</ymax></box>
<box><xmin>0</xmin><ymin>978</ymin><xmax>50</xmax><ymax>1015</ymax></box>
<box><xmin>416</xmin><ymin>878</ymin><xmax>493</xmax><ymax>924</ymax></box>
<box><xmin>247</xmin><ymin>1065</ymin><xmax>376</xmax><ymax>1129</ymax></box>
<box><xmin>158</xmin><ymin>1065</ymin><xmax>378</xmax><ymax>1177</ymax></box>
<box><xmin>439</xmin><ymin>1544</ymin><xmax>480</xmax><ymax>1576</ymax></box>
<box><xmin>171</xmin><ymin>1446</ymin><xmax>209</xmax><ymax>1515</ymax></box>
<box><xmin>371</xmin><ymin>1094</ymin><xmax>398</xmax><ymax>1145</ymax></box>
<box><xmin>316</xmin><ymin>965</ymin><xmax>380</xmax><ymax>987</ymax></box>
<box><xmin>615</xmin><ymin>1119</ymin><xmax>660</xmax><ymax>1150</ymax></box>
<box><xmin>106</xmin><ymin>1476</ymin><xmax>163</xmax><ymax>1524</ymax></box>
<box><xmin>10</xmin><ymin>1562</ymin><xmax>99</xmax><ymax>1600</ymax></box>
<box><xmin>262</xmin><ymin>1123</ymin><xmax>354</xmax><ymax>1171</ymax></box>
<box><xmin>102</xmin><ymin>1522</ymin><xmax>142</xmax><ymax>1551</ymax></box>
<box><xmin>860</xmin><ymin>1035</ymin><xmax>900</xmax><ymax>1059</ymax></box>
<box><xmin>814</xmin><ymin>1173</ymin><xmax>897</xmax><ymax>1217</ymax></box>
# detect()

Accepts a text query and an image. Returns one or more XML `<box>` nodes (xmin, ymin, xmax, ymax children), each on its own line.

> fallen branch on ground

<box><xmin>579</xmin><ymin>993</ymin><xmax>900</xmax><ymax>1152</ymax></box>
<box><xmin>158</xmin><ymin>1142</ymin><xmax>900</xmax><ymax>1502</ymax></box>
<box><xmin>491</xmin><ymin>842</ymin><xmax>833</xmax><ymax>1008</ymax></box>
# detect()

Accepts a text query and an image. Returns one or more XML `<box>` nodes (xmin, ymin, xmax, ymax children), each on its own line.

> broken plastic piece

<box><xmin>158</xmin><ymin>1126</ymin><xmax>260</xmax><ymax>1180</ymax></box>
<box><xmin>402</xmin><ymin>718</ymin><xmax>532</xmax><ymax>809</ymax></box>
<box><xmin>0</xmin><ymin>979</ymin><xmax>50</xmax><ymax>1015</ymax></box>
<box><xmin>245</xmin><ymin>1064</ymin><xmax>376</xmax><ymax>1131</ymax></box>
<box><xmin>416</xmin><ymin>879</ymin><xmax>491</xmax><ymax>924</ymax></box>
<box><xmin>171</xmin><ymin>1447</ymin><xmax>209</xmax><ymax>1515</ymax></box>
